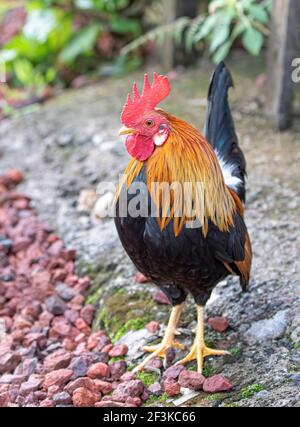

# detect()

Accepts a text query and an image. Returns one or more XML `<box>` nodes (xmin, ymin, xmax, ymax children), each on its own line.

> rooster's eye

<box><xmin>145</xmin><ymin>119</ymin><xmax>154</xmax><ymax>128</ymax></box>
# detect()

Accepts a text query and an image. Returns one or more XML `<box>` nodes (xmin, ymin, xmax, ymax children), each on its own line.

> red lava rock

<box><xmin>65</xmin><ymin>377</ymin><xmax>95</xmax><ymax>394</ymax></box>
<box><xmin>126</xmin><ymin>396</ymin><xmax>142</xmax><ymax>406</ymax></box>
<box><xmin>101</xmin><ymin>343</ymin><xmax>114</xmax><ymax>353</ymax></box>
<box><xmin>141</xmin><ymin>387</ymin><xmax>149</xmax><ymax>401</ymax></box>
<box><xmin>93</xmin><ymin>379</ymin><xmax>113</xmax><ymax>395</ymax></box>
<box><xmin>55</xmin><ymin>282</ymin><xmax>77</xmax><ymax>301</ymax></box>
<box><xmin>21</xmin><ymin>358</ymin><xmax>38</xmax><ymax>377</ymax></box>
<box><xmin>62</xmin><ymin>339</ymin><xmax>76</xmax><ymax>352</ymax></box>
<box><xmin>40</xmin><ymin>399</ymin><xmax>54</xmax><ymax>407</ymax></box>
<box><xmin>72</xmin><ymin>387</ymin><xmax>100</xmax><ymax>407</ymax></box>
<box><xmin>207</xmin><ymin>317</ymin><xmax>229</xmax><ymax>332</ymax></box>
<box><xmin>178</xmin><ymin>370</ymin><xmax>205</xmax><ymax>390</ymax></box>
<box><xmin>75</xmin><ymin>318</ymin><xmax>91</xmax><ymax>334</ymax></box>
<box><xmin>48</xmin><ymin>240</ymin><xmax>64</xmax><ymax>257</ymax></box>
<box><xmin>70</xmin><ymin>295</ymin><xmax>85</xmax><ymax>306</ymax></box>
<box><xmin>14</xmin><ymin>199</ymin><xmax>30</xmax><ymax>210</ymax></box>
<box><xmin>95</xmin><ymin>400</ymin><xmax>126</xmax><ymax>407</ymax></box>
<box><xmin>80</xmin><ymin>305</ymin><xmax>94</xmax><ymax>325</ymax></box>
<box><xmin>120</xmin><ymin>372</ymin><xmax>135</xmax><ymax>382</ymax></box>
<box><xmin>65</xmin><ymin>309</ymin><xmax>79</xmax><ymax>324</ymax></box>
<box><xmin>145</xmin><ymin>357</ymin><xmax>163</xmax><ymax>370</ymax></box>
<box><xmin>43</xmin><ymin>350</ymin><xmax>72</xmax><ymax>370</ymax></box>
<box><xmin>43</xmin><ymin>369</ymin><xmax>73</xmax><ymax>389</ymax></box>
<box><xmin>69</xmin><ymin>355</ymin><xmax>93</xmax><ymax>379</ymax></box>
<box><xmin>0</xmin><ymin>352</ymin><xmax>21</xmax><ymax>374</ymax></box>
<box><xmin>163</xmin><ymin>378</ymin><xmax>181</xmax><ymax>397</ymax></box>
<box><xmin>50</xmin><ymin>320</ymin><xmax>71</xmax><ymax>338</ymax></box>
<box><xmin>135</xmin><ymin>272</ymin><xmax>151</xmax><ymax>283</ymax></box>
<box><xmin>96</xmin><ymin>352</ymin><xmax>109</xmax><ymax>364</ymax></box>
<box><xmin>75</xmin><ymin>332</ymin><xmax>86</xmax><ymax>343</ymax></box>
<box><xmin>162</xmin><ymin>364</ymin><xmax>185</xmax><ymax>380</ymax></box>
<box><xmin>52</xmin><ymin>391</ymin><xmax>72</xmax><ymax>405</ymax></box>
<box><xmin>203</xmin><ymin>375</ymin><xmax>233</xmax><ymax>393</ymax></box>
<box><xmin>87</xmin><ymin>331</ymin><xmax>104</xmax><ymax>351</ymax></box>
<box><xmin>0</xmin><ymin>393</ymin><xmax>9</xmax><ymax>407</ymax></box>
<box><xmin>34</xmin><ymin>391</ymin><xmax>47</xmax><ymax>401</ymax></box>
<box><xmin>87</xmin><ymin>362</ymin><xmax>110</xmax><ymax>379</ymax></box>
<box><xmin>21</xmin><ymin>303</ymin><xmax>41</xmax><ymax>320</ymax></box>
<box><xmin>73</xmin><ymin>342</ymin><xmax>86</xmax><ymax>355</ymax></box>
<box><xmin>6</xmin><ymin>169</ymin><xmax>23</xmax><ymax>185</ymax></box>
<box><xmin>20</xmin><ymin>375</ymin><xmax>44</xmax><ymax>395</ymax></box>
<box><xmin>38</xmin><ymin>311</ymin><xmax>54</xmax><ymax>327</ymax></box>
<box><xmin>149</xmin><ymin>382</ymin><xmax>163</xmax><ymax>396</ymax></box>
<box><xmin>153</xmin><ymin>290</ymin><xmax>171</xmax><ymax>305</ymax></box>
<box><xmin>47</xmin><ymin>385</ymin><xmax>62</xmax><ymax>397</ymax></box>
<box><xmin>108</xmin><ymin>344</ymin><xmax>128</xmax><ymax>357</ymax></box>
<box><xmin>146</xmin><ymin>321</ymin><xmax>160</xmax><ymax>333</ymax></box>
<box><xmin>12</xmin><ymin>237</ymin><xmax>32</xmax><ymax>253</ymax></box>
<box><xmin>111</xmin><ymin>380</ymin><xmax>145</xmax><ymax>402</ymax></box>
<box><xmin>0</xmin><ymin>374</ymin><xmax>26</xmax><ymax>385</ymax></box>
<box><xmin>60</xmin><ymin>249</ymin><xmax>76</xmax><ymax>262</ymax></box>
<box><xmin>45</xmin><ymin>295</ymin><xmax>67</xmax><ymax>315</ymax></box>
<box><xmin>109</xmin><ymin>361</ymin><xmax>127</xmax><ymax>380</ymax></box>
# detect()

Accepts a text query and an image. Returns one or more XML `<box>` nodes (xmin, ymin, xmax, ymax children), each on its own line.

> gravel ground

<box><xmin>0</xmin><ymin>56</ymin><xmax>299</xmax><ymax>407</ymax></box>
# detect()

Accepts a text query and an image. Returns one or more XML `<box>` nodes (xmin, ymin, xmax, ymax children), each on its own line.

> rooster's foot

<box><xmin>176</xmin><ymin>342</ymin><xmax>230</xmax><ymax>374</ymax></box>
<box><xmin>175</xmin><ymin>305</ymin><xmax>230</xmax><ymax>374</ymax></box>
<box><xmin>132</xmin><ymin>303</ymin><xmax>184</xmax><ymax>373</ymax></box>
<box><xmin>133</xmin><ymin>339</ymin><xmax>185</xmax><ymax>373</ymax></box>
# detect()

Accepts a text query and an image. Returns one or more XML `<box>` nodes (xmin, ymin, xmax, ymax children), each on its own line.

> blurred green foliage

<box><xmin>0</xmin><ymin>0</ymin><xmax>145</xmax><ymax>94</ymax></box>
<box><xmin>122</xmin><ymin>0</ymin><xmax>272</xmax><ymax>64</ymax></box>
<box><xmin>0</xmin><ymin>0</ymin><xmax>272</xmax><ymax>103</ymax></box>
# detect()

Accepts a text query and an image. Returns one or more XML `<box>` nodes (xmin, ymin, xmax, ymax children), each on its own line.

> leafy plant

<box><xmin>122</xmin><ymin>0</ymin><xmax>272</xmax><ymax>64</ymax></box>
<box><xmin>0</xmin><ymin>0</ymin><xmax>146</xmax><ymax>95</ymax></box>
<box><xmin>239</xmin><ymin>383</ymin><xmax>265</xmax><ymax>398</ymax></box>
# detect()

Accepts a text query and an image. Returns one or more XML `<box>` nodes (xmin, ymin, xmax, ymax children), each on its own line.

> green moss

<box><xmin>144</xmin><ymin>393</ymin><xmax>170</xmax><ymax>407</ymax></box>
<box><xmin>223</xmin><ymin>403</ymin><xmax>240</xmax><ymax>408</ymax></box>
<box><xmin>239</xmin><ymin>383</ymin><xmax>265</xmax><ymax>399</ymax></box>
<box><xmin>202</xmin><ymin>362</ymin><xmax>216</xmax><ymax>378</ymax></box>
<box><xmin>204</xmin><ymin>337</ymin><xmax>215</xmax><ymax>348</ymax></box>
<box><xmin>85</xmin><ymin>286</ymin><xmax>103</xmax><ymax>305</ymax></box>
<box><xmin>109</xmin><ymin>356</ymin><xmax>123</xmax><ymax>363</ymax></box>
<box><xmin>112</xmin><ymin>316</ymin><xmax>150</xmax><ymax>342</ymax></box>
<box><xmin>230</xmin><ymin>347</ymin><xmax>242</xmax><ymax>357</ymax></box>
<box><xmin>94</xmin><ymin>287</ymin><xmax>153</xmax><ymax>340</ymax></box>
<box><xmin>206</xmin><ymin>392</ymin><xmax>226</xmax><ymax>402</ymax></box>
<box><xmin>136</xmin><ymin>371</ymin><xmax>158</xmax><ymax>387</ymax></box>
<box><xmin>293</xmin><ymin>342</ymin><xmax>300</xmax><ymax>350</ymax></box>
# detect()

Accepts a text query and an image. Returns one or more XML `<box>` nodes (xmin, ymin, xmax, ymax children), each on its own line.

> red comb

<box><xmin>121</xmin><ymin>72</ymin><xmax>170</xmax><ymax>126</ymax></box>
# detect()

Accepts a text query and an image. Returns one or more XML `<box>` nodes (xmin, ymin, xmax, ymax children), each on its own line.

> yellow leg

<box><xmin>176</xmin><ymin>305</ymin><xmax>230</xmax><ymax>374</ymax></box>
<box><xmin>133</xmin><ymin>303</ymin><xmax>185</xmax><ymax>373</ymax></box>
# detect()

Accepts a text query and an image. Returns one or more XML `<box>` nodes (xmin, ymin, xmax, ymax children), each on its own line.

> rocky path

<box><xmin>0</xmin><ymin>58</ymin><xmax>299</xmax><ymax>407</ymax></box>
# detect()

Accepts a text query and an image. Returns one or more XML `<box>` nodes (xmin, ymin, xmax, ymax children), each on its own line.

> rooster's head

<box><xmin>119</xmin><ymin>73</ymin><xmax>171</xmax><ymax>161</ymax></box>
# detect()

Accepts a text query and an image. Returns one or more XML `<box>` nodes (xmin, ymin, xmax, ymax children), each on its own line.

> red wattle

<box><xmin>125</xmin><ymin>134</ymin><xmax>155</xmax><ymax>161</ymax></box>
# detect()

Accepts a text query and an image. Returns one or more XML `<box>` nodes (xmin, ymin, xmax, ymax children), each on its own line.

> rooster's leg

<box><xmin>132</xmin><ymin>303</ymin><xmax>184</xmax><ymax>373</ymax></box>
<box><xmin>176</xmin><ymin>305</ymin><xmax>230</xmax><ymax>374</ymax></box>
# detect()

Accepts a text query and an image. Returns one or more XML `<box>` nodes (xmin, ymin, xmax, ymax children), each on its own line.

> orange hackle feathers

<box><xmin>121</xmin><ymin>73</ymin><xmax>171</xmax><ymax>126</ymax></box>
<box><xmin>120</xmin><ymin>110</ymin><xmax>238</xmax><ymax>237</ymax></box>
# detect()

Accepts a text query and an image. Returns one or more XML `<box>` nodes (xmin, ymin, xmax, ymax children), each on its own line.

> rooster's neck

<box><xmin>120</xmin><ymin>112</ymin><xmax>237</xmax><ymax>236</ymax></box>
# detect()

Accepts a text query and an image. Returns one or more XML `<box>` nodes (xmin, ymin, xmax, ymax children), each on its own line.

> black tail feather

<box><xmin>204</xmin><ymin>62</ymin><xmax>246</xmax><ymax>203</ymax></box>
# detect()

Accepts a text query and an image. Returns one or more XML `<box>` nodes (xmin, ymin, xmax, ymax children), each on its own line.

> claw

<box><xmin>132</xmin><ymin>304</ymin><xmax>184</xmax><ymax>373</ymax></box>
<box><xmin>175</xmin><ymin>306</ymin><xmax>231</xmax><ymax>374</ymax></box>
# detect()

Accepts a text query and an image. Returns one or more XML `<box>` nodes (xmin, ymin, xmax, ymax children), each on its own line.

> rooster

<box><xmin>115</xmin><ymin>63</ymin><xmax>252</xmax><ymax>373</ymax></box>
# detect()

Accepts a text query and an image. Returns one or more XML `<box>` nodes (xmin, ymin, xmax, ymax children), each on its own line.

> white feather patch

<box><xmin>215</xmin><ymin>150</ymin><xmax>242</xmax><ymax>191</ymax></box>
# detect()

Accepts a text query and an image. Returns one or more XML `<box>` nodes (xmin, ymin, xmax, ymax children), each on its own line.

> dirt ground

<box><xmin>0</xmin><ymin>54</ymin><xmax>299</xmax><ymax>407</ymax></box>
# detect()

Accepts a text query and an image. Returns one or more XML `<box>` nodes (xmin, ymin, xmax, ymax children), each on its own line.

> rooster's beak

<box><xmin>119</xmin><ymin>125</ymin><xmax>136</xmax><ymax>136</ymax></box>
